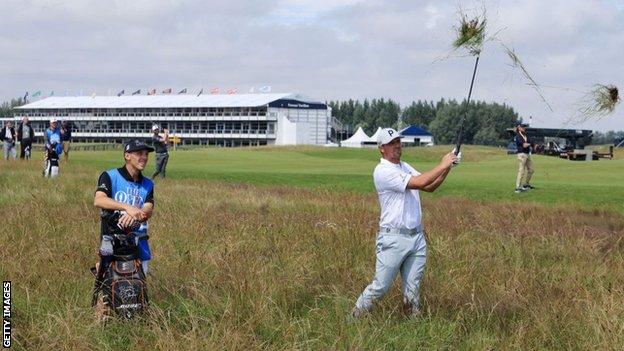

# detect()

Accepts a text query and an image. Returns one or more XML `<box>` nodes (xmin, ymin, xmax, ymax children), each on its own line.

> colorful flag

<box><xmin>209</xmin><ymin>87</ymin><xmax>219</xmax><ymax>94</ymax></box>
<box><xmin>227</xmin><ymin>88</ymin><xmax>237</xmax><ymax>95</ymax></box>
<box><xmin>162</xmin><ymin>88</ymin><xmax>172</xmax><ymax>94</ymax></box>
<box><xmin>259</xmin><ymin>86</ymin><xmax>271</xmax><ymax>93</ymax></box>
<box><xmin>178</xmin><ymin>88</ymin><xmax>187</xmax><ymax>94</ymax></box>
<box><xmin>132</xmin><ymin>89</ymin><xmax>141</xmax><ymax>95</ymax></box>
<box><xmin>197</xmin><ymin>88</ymin><xmax>204</xmax><ymax>97</ymax></box>
<box><xmin>147</xmin><ymin>89</ymin><xmax>156</xmax><ymax>95</ymax></box>
<box><xmin>117</xmin><ymin>89</ymin><xmax>125</xmax><ymax>97</ymax></box>
<box><xmin>32</xmin><ymin>91</ymin><xmax>42</xmax><ymax>97</ymax></box>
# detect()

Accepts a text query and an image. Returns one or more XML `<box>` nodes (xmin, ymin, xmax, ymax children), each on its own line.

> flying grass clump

<box><xmin>451</xmin><ymin>8</ymin><xmax>487</xmax><ymax>152</ymax></box>
<box><xmin>572</xmin><ymin>84</ymin><xmax>620</xmax><ymax>123</ymax></box>
<box><xmin>453</xmin><ymin>12</ymin><xmax>487</xmax><ymax>56</ymax></box>
<box><xmin>504</xmin><ymin>45</ymin><xmax>553</xmax><ymax>112</ymax></box>
<box><xmin>588</xmin><ymin>84</ymin><xmax>619</xmax><ymax>115</ymax></box>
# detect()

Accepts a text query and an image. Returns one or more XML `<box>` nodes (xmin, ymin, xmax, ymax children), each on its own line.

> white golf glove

<box><xmin>452</xmin><ymin>148</ymin><xmax>462</xmax><ymax>167</ymax></box>
<box><xmin>100</xmin><ymin>235</ymin><xmax>114</xmax><ymax>256</ymax></box>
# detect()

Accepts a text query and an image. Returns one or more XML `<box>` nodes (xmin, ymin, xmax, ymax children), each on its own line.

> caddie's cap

<box><xmin>50</xmin><ymin>118</ymin><xmax>58</xmax><ymax>123</ymax></box>
<box><xmin>124</xmin><ymin>139</ymin><xmax>155</xmax><ymax>153</ymax></box>
<box><xmin>377</xmin><ymin>128</ymin><xmax>402</xmax><ymax>146</ymax></box>
<box><xmin>151</xmin><ymin>124</ymin><xmax>159</xmax><ymax>131</ymax></box>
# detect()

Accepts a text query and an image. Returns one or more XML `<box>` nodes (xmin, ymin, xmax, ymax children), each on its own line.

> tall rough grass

<box><xmin>1</xmin><ymin>159</ymin><xmax>624</xmax><ymax>350</ymax></box>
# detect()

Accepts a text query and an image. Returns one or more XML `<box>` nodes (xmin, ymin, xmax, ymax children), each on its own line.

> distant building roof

<box><xmin>16</xmin><ymin>93</ymin><xmax>325</xmax><ymax>109</ymax></box>
<box><xmin>400</xmin><ymin>125</ymin><xmax>432</xmax><ymax>136</ymax></box>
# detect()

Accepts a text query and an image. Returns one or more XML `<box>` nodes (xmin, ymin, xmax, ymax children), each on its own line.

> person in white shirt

<box><xmin>351</xmin><ymin>128</ymin><xmax>459</xmax><ymax>319</ymax></box>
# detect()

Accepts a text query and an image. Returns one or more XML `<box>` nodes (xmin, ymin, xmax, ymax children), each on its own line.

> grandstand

<box><xmin>15</xmin><ymin>93</ymin><xmax>332</xmax><ymax>146</ymax></box>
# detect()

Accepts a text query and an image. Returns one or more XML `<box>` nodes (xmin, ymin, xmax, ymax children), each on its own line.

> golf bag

<box><xmin>44</xmin><ymin>144</ymin><xmax>59</xmax><ymax>178</ymax></box>
<box><xmin>91</xmin><ymin>210</ymin><xmax>148</xmax><ymax>319</ymax></box>
<box><xmin>24</xmin><ymin>144</ymin><xmax>31</xmax><ymax>160</ymax></box>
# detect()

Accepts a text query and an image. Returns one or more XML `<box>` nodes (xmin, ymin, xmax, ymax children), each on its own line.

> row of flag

<box><xmin>23</xmin><ymin>86</ymin><xmax>272</xmax><ymax>101</ymax></box>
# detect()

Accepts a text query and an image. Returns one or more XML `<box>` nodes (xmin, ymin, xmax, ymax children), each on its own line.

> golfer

<box><xmin>351</xmin><ymin>128</ymin><xmax>458</xmax><ymax>319</ymax></box>
<box><xmin>94</xmin><ymin>139</ymin><xmax>155</xmax><ymax>275</ymax></box>
<box><xmin>514</xmin><ymin>123</ymin><xmax>535</xmax><ymax>193</ymax></box>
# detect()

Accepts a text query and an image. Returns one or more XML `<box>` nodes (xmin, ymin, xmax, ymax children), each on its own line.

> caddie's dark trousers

<box><xmin>20</xmin><ymin>139</ymin><xmax>32</xmax><ymax>159</ymax></box>
<box><xmin>152</xmin><ymin>152</ymin><xmax>169</xmax><ymax>179</ymax></box>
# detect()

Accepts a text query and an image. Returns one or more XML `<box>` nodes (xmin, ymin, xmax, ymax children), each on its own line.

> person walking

<box><xmin>2</xmin><ymin>121</ymin><xmax>17</xmax><ymax>160</ymax></box>
<box><xmin>350</xmin><ymin>128</ymin><xmax>459</xmax><ymax>320</ymax></box>
<box><xmin>60</xmin><ymin>120</ymin><xmax>72</xmax><ymax>162</ymax></box>
<box><xmin>514</xmin><ymin>124</ymin><xmax>535</xmax><ymax>193</ymax></box>
<box><xmin>17</xmin><ymin>117</ymin><xmax>34</xmax><ymax>159</ymax></box>
<box><xmin>150</xmin><ymin>124</ymin><xmax>169</xmax><ymax>179</ymax></box>
<box><xmin>44</xmin><ymin>119</ymin><xmax>63</xmax><ymax>156</ymax></box>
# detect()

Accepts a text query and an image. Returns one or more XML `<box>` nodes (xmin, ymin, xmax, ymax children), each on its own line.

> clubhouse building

<box><xmin>15</xmin><ymin>93</ymin><xmax>333</xmax><ymax>146</ymax></box>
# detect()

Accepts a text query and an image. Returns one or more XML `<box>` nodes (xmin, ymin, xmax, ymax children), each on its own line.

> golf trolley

<box><xmin>24</xmin><ymin>145</ymin><xmax>31</xmax><ymax>160</ymax></box>
<box><xmin>91</xmin><ymin>210</ymin><xmax>149</xmax><ymax>319</ymax></box>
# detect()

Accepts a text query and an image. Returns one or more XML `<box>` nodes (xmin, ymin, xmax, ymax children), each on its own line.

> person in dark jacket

<box><xmin>61</xmin><ymin>120</ymin><xmax>72</xmax><ymax>162</ymax></box>
<box><xmin>514</xmin><ymin>124</ymin><xmax>535</xmax><ymax>193</ymax></box>
<box><xmin>17</xmin><ymin>117</ymin><xmax>35</xmax><ymax>159</ymax></box>
<box><xmin>150</xmin><ymin>124</ymin><xmax>169</xmax><ymax>179</ymax></box>
<box><xmin>2</xmin><ymin>121</ymin><xmax>17</xmax><ymax>160</ymax></box>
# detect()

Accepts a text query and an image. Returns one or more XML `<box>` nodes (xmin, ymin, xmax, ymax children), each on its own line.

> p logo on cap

<box><xmin>377</xmin><ymin>128</ymin><xmax>402</xmax><ymax>146</ymax></box>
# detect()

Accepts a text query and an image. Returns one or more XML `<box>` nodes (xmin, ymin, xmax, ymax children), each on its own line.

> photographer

<box><xmin>150</xmin><ymin>124</ymin><xmax>169</xmax><ymax>179</ymax></box>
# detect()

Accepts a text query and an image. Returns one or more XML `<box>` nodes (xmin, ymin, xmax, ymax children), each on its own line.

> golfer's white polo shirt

<box><xmin>373</xmin><ymin>158</ymin><xmax>422</xmax><ymax>230</ymax></box>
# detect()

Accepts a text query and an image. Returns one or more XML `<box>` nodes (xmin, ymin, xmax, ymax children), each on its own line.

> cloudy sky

<box><xmin>1</xmin><ymin>0</ymin><xmax>622</xmax><ymax>131</ymax></box>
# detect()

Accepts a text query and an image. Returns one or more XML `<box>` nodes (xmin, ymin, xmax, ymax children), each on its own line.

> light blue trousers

<box><xmin>356</xmin><ymin>231</ymin><xmax>427</xmax><ymax>311</ymax></box>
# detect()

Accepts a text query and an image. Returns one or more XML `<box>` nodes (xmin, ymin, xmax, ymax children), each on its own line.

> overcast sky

<box><xmin>1</xmin><ymin>0</ymin><xmax>622</xmax><ymax>131</ymax></box>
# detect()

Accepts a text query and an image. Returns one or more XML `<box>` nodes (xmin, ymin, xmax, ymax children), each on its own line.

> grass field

<box><xmin>1</xmin><ymin>145</ymin><xmax>623</xmax><ymax>350</ymax></box>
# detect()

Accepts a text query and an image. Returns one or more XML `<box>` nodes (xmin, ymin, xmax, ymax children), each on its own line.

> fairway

<box><xmin>72</xmin><ymin>145</ymin><xmax>624</xmax><ymax>211</ymax></box>
<box><xmin>1</xmin><ymin>145</ymin><xmax>624</xmax><ymax>350</ymax></box>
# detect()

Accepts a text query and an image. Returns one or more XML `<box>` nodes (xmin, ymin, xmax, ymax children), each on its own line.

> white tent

<box><xmin>369</xmin><ymin>127</ymin><xmax>382</xmax><ymax>143</ymax></box>
<box><xmin>341</xmin><ymin>127</ymin><xmax>373</xmax><ymax>148</ymax></box>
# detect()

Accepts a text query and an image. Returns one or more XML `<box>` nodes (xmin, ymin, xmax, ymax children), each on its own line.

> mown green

<box><xmin>70</xmin><ymin>145</ymin><xmax>624</xmax><ymax>212</ymax></box>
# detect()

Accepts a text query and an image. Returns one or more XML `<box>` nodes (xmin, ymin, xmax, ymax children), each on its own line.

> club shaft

<box><xmin>455</xmin><ymin>54</ymin><xmax>480</xmax><ymax>154</ymax></box>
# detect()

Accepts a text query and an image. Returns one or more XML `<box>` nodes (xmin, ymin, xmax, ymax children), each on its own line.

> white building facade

<box><xmin>15</xmin><ymin>93</ymin><xmax>331</xmax><ymax>147</ymax></box>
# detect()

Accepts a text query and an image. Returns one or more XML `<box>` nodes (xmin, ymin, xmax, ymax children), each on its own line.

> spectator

<box><xmin>61</xmin><ymin>120</ymin><xmax>72</xmax><ymax>162</ymax></box>
<box><xmin>17</xmin><ymin>117</ymin><xmax>34</xmax><ymax>160</ymax></box>
<box><xmin>2</xmin><ymin>121</ymin><xmax>17</xmax><ymax>160</ymax></box>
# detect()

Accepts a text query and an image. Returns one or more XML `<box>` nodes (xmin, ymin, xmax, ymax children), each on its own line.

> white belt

<box><xmin>379</xmin><ymin>225</ymin><xmax>423</xmax><ymax>236</ymax></box>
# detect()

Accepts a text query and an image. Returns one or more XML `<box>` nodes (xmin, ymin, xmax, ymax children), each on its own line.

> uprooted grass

<box><xmin>503</xmin><ymin>45</ymin><xmax>554</xmax><ymax>112</ymax></box>
<box><xmin>577</xmin><ymin>84</ymin><xmax>620</xmax><ymax>120</ymax></box>
<box><xmin>2</xmin><ymin>161</ymin><xmax>624</xmax><ymax>350</ymax></box>
<box><xmin>452</xmin><ymin>8</ymin><xmax>487</xmax><ymax>56</ymax></box>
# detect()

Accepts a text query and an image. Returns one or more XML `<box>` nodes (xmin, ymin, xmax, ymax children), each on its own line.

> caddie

<box><xmin>351</xmin><ymin>128</ymin><xmax>459</xmax><ymax>319</ymax></box>
<box><xmin>94</xmin><ymin>139</ymin><xmax>155</xmax><ymax>274</ymax></box>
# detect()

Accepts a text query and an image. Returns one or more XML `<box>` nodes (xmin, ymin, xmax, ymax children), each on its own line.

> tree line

<box><xmin>328</xmin><ymin>98</ymin><xmax>521</xmax><ymax>146</ymax></box>
<box><xmin>592</xmin><ymin>130</ymin><xmax>624</xmax><ymax>145</ymax></box>
<box><xmin>0</xmin><ymin>98</ymin><xmax>25</xmax><ymax>118</ymax></box>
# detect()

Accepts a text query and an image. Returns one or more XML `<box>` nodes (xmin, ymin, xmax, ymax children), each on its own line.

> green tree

<box><xmin>0</xmin><ymin>97</ymin><xmax>25</xmax><ymax>118</ymax></box>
